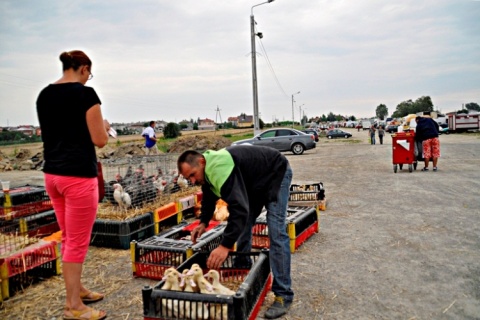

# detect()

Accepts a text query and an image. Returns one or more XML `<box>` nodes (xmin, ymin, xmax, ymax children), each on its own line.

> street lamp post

<box><xmin>291</xmin><ymin>91</ymin><xmax>300</xmax><ymax>128</ymax></box>
<box><xmin>251</xmin><ymin>0</ymin><xmax>274</xmax><ymax>136</ymax></box>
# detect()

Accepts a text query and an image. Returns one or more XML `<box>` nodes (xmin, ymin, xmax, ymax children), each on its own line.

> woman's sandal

<box><xmin>63</xmin><ymin>306</ymin><xmax>107</xmax><ymax>320</ymax></box>
<box><xmin>80</xmin><ymin>291</ymin><xmax>104</xmax><ymax>304</ymax></box>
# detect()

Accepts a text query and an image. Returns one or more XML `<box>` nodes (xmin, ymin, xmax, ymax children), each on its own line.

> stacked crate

<box><xmin>289</xmin><ymin>182</ymin><xmax>326</xmax><ymax>211</ymax></box>
<box><xmin>0</xmin><ymin>240</ymin><xmax>61</xmax><ymax>300</ymax></box>
<box><xmin>131</xmin><ymin>220</ymin><xmax>224</xmax><ymax>279</ymax></box>
<box><xmin>0</xmin><ymin>185</ymin><xmax>53</xmax><ymax>220</ymax></box>
<box><xmin>142</xmin><ymin>250</ymin><xmax>272</xmax><ymax>320</ymax></box>
<box><xmin>252</xmin><ymin>206</ymin><xmax>319</xmax><ymax>253</ymax></box>
<box><xmin>0</xmin><ymin>185</ymin><xmax>59</xmax><ymax>301</ymax></box>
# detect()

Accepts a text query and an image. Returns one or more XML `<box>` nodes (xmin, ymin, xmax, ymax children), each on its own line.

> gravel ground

<box><xmin>1</xmin><ymin>129</ymin><xmax>479</xmax><ymax>320</ymax></box>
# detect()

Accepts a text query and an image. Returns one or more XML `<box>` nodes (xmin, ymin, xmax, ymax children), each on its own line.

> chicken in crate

<box><xmin>288</xmin><ymin>182</ymin><xmax>326</xmax><ymax>211</ymax></box>
<box><xmin>98</xmin><ymin>155</ymin><xmax>194</xmax><ymax>215</ymax></box>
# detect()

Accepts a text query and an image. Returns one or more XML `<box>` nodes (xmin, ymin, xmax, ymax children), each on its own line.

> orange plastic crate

<box><xmin>153</xmin><ymin>203</ymin><xmax>182</xmax><ymax>234</ymax></box>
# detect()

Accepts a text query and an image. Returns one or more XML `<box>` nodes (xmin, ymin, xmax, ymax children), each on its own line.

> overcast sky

<box><xmin>1</xmin><ymin>0</ymin><xmax>479</xmax><ymax>127</ymax></box>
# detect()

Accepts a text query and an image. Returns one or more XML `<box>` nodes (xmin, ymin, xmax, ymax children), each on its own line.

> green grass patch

<box><xmin>157</xmin><ymin>137</ymin><xmax>176</xmax><ymax>153</ymax></box>
<box><xmin>226</xmin><ymin>133</ymin><xmax>254</xmax><ymax>143</ymax></box>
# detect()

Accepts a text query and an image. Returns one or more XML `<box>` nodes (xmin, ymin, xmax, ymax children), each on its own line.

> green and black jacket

<box><xmin>200</xmin><ymin>145</ymin><xmax>288</xmax><ymax>249</ymax></box>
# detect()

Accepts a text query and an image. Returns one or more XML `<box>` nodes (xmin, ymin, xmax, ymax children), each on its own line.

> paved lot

<box><xmin>1</xmin><ymin>130</ymin><xmax>479</xmax><ymax>319</ymax></box>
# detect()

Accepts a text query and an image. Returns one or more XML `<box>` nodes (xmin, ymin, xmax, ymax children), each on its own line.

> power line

<box><xmin>254</xmin><ymin>26</ymin><xmax>290</xmax><ymax>100</ymax></box>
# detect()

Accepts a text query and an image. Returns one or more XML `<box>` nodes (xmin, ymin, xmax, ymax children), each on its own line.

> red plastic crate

<box><xmin>0</xmin><ymin>240</ymin><xmax>60</xmax><ymax>300</ymax></box>
<box><xmin>252</xmin><ymin>206</ymin><xmax>319</xmax><ymax>253</ymax></box>
<box><xmin>0</xmin><ymin>185</ymin><xmax>52</xmax><ymax>220</ymax></box>
<box><xmin>0</xmin><ymin>240</ymin><xmax>58</xmax><ymax>278</ymax></box>
<box><xmin>22</xmin><ymin>210</ymin><xmax>59</xmax><ymax>238</ymax></box>
<box><xmin>194</xmin><ymin>191</ymin><xmax>203</xmax><ymax>204</ymax></box>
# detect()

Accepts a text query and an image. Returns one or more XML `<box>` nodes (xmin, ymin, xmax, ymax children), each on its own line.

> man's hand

<box><xmin>207</xmin><ymin>245</ymin><xmax>230</xmax><ymax>270</ymax></box>
<box><xmin>191</xmin><ymin>223</ymin><xmax>207</xmax><ymax>244</ymax></box>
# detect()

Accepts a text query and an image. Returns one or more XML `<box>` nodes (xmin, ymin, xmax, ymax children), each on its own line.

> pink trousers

<box><xmin>44</xmin><ymin>174</ymin><xmax>98</xmax><ymax>263</ymax></box>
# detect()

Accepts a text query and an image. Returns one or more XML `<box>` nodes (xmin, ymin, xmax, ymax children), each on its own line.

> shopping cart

<box><xmin>391</xmin><ymin>131</ymin><xmax>417</xmax><ymax>173</ymax></box>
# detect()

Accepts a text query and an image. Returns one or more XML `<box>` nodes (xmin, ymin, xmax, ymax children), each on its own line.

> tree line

<box><xmin>376</xmin><ymin>96</ymin><xmax>479</xmax><ymax>120</ymax></box>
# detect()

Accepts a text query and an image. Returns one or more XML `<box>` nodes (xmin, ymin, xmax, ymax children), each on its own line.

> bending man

<box><xmin>177</xmin><ymin>145</ymin><xmax>294</xmax><ymax>319</ymax></box>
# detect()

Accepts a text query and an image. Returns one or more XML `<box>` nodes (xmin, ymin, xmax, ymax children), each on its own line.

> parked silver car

<box><xmin>232</xmin><ymin>128</ymin><xmax>316</xmax><ymax>155</ymax></box>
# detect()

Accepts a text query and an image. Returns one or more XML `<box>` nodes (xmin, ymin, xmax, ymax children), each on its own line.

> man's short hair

<box><xmin>177</xmin><ymin>150</ymin><xmax>203</xmax><ymax>173</ymax></box>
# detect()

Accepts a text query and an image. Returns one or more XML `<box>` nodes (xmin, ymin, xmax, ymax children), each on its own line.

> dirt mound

<box><xmin>168</xmin><ymin>135</ymin><xmax>232</xmax><ymax>153</ymax></box>
<box><xmin>97</xmin><ymin>142</ymin><xmax>147</xmax><ymax>159</ymax></box>
<box><xmin>0</xmin><ymin>135</ymin><xmax>232</xmax><ymax>172</ymax></box>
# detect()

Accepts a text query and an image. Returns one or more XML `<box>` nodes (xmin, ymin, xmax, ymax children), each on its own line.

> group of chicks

<box><xmin>160</xmin><ymin>264</ymin><xmax>235</xmax><ymax>319</ymax></box>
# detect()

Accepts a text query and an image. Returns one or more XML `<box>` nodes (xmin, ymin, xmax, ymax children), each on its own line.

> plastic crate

<box><xmin>177</xmin><ymin>195</ymin><xmax>196</xmax><ymax>220</ymax></box>
<box><xmin>177</xmin><ymin>195</ymin><xmax>195</xmax><ymax>211</ymax></box>
<box><xmin>194</xmin><ymin>191</ymin><xmax>203</xmax><ymax>204</ymax></box>
<box><xmin>289</xmin><ymin>182</ymin><xmax>325</xmax><ymax>201</ymax></box>
<box><xmin>0</xmin><ymin>219</ymin><xmax>22</xmax><ymax>236</ymax></box>
<box><xmin>0</xmin><ymin>240</ymin><xmax>61</xmax><ymax>300</ymax></box>
<box><xmin>252</xmin><ymin>206</ymin><xmax>319</xmax><ymax>253</ymax></box>
<box><xmin>153</xmin><ymin>203</ymin><xmax>182</xmax><ymax>235</ymax></box>
<box><xmin>132</xmin><ymin>221</ymin><xmax>224</xmax><ymax>279</ymax></box>
<box><xmin>0</xmin><ymin>185</ymin><xmax>52</xmax><ymax>220</ymax></box>
<box><xmin>90</xmin><ymin>212</ymin><xmax>155</xmax><ymax>249</ymax></box>
<box><xmin>21</xmin><ymin>209</ymin><xmax>59</xmax><ymax>238</ymax></box>
<box><xmin>142</xmin><ymin>250</ymin><xmax>272</xmax><ymax>320</ymax></box>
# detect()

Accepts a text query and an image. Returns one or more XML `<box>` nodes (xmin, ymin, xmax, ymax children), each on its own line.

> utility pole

<box><xmin>251</xmin><ymin>0</ymin><xmax>275</xmax><ymax>136</ymax></box>
<box><xmin>214</xmin><ymin>105</ymin><xmax>222</xmax><ymax>126</ymax></box>
<box><xmin>291</xmin><ymin>91</ymin><xmax>300</xmax><ymax>128</ymax></box>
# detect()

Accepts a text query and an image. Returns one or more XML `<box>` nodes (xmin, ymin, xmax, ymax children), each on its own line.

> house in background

<box><xmin>8</xmin><ymin>125</ymin><xmax>35</xmax><ymax>137</ymax></box>
<box><xmin>237</xmin><ymin>114</ymin><xmax>253</xmax><ymax>128</ymax></box>
<box><xmin>198</xmin><ymin>118</ymin><xmax>215</xmax><ymax>130</ymax></box>
<box><xmin>179</xmin><ymin>120</ymin><xmax>194</xmax><ymax>131</ymax></box>
<box><xmin>228</xmin><ymin>116</ymin><xmax>238</xmax><ymax>127</ymax></box>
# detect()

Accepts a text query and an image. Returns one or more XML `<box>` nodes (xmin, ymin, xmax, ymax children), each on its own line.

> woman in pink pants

<box><xmin>36</xmin><ymin>50</ymin><xmax>110</xmax><ymax>320</ymax></box>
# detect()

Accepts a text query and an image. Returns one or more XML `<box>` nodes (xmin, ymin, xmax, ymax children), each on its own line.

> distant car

<box><xmin>438</xmin><ymin>123</ymin><xmax>449</xmax><ymax>134</ymax></box>
<box><xmin>231</xmin><ymin>128</ymin><xmax>316</xmax><ymax>155</ymax></box>
<box><xmin>326</xmin><ymin>129</ymin><xmax>352</xmax><ymax>139</ymax></box>
<box><xmin>301</xmin><ymin>129</ymin><xmax>319</xmax><ymax>142</ymax></box>
<box><xmin>385</xmin><ymin>125</ymin><xmax>399</xmax><ymax>133</ymax></box>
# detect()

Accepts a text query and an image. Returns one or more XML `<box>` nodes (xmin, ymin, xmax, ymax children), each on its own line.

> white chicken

<box><xmin>153</xmin><ymin>177</ymin><xmax>166</xmax><ymax>193</ymax></box>
<box><xmin>177</xmin><ymin>175</ymin><xmax>189</xmax><ymax>189</ymax></box>
<box><xmin>112</xmin><ymin>183</ymin><xmax>131</xmax><ymax>210</ymax></box>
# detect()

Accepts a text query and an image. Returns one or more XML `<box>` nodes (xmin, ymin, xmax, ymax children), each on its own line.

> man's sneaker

<box><xmin>433</xmin><ymin>167</ymin><xmax>438</xmax><ymax>172</ymax></box>
<box><xmin>265</xmin><ymin>296</ymin><xmax>292</xmax><ymax>319</ymax></box>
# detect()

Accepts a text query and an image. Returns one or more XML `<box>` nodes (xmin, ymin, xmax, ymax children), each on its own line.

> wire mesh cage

<box><xmin>98</xmin><ymin>155</ymin><xmax>200</xmax><ymax>220</ymax></box>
